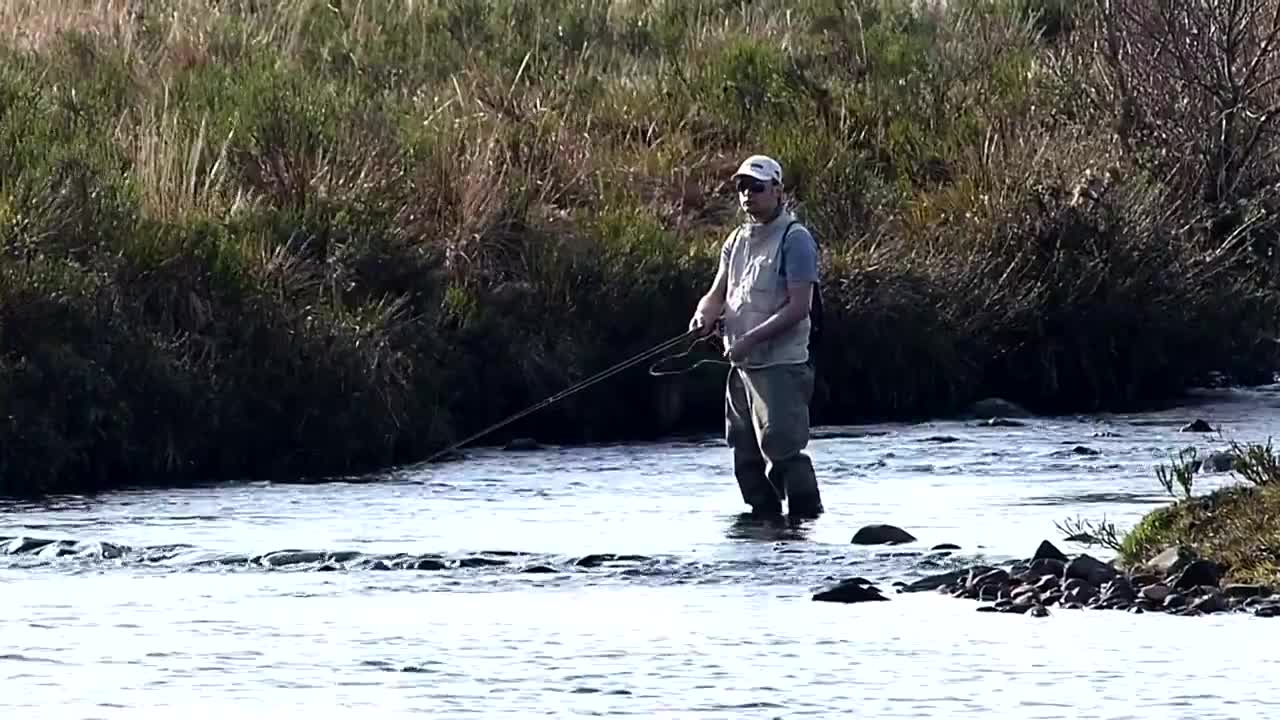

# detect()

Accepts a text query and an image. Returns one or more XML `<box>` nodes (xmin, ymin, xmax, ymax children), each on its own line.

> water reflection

<box><xmin>723</xmin><ymin>512</ymin><xmax>816</xmax><ymax>543</ymax></box>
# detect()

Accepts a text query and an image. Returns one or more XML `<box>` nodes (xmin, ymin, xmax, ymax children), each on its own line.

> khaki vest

<box><xmin>722</xmin><ymin>212</ymin><xmax>811</xmax><ymax>369</ymax></box>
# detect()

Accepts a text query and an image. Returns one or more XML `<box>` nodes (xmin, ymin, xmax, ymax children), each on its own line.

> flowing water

<box><xmin>5</xmin><ymin>386</ymin><xmax>1280</xmax><ymax>718</ymax></box>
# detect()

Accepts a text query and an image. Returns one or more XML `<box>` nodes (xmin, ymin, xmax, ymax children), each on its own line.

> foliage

<box><xmin>0</xmin><ymin>0</ymin><xmax>1278</xmax><ymax>493</ymax></box>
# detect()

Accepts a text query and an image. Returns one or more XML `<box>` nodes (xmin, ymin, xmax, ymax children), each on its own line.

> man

<box><xmin>688</xmin><ymin>154</ymin><xmax>824</xmax><ymax>518</ymax></box>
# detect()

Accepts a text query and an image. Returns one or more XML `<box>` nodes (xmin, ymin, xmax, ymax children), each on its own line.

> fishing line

<box><xmin>420</xmin><ymin>328</ymin><xmax>705</xmax><ymax>464</ymax></box>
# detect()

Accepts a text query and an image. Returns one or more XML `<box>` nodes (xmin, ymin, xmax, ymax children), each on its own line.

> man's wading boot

<box><xmin>781</xmin><ymin>457</ymin><xmax>823</xmax><ymax>519</ymax></box>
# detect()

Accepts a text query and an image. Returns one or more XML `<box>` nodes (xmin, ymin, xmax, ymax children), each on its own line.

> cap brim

<box><xmin>733</xmin><ymin>169</ymin><xmax>773</xmax><ymax>182</ymax></box>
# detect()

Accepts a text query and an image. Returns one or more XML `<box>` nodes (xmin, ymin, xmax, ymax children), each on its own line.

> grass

<box><xmin>1060</xmin><ymin>440</ymin><xmax>1280</xmax><ymax>585</ymax></box>
<box><xmin>2</xmin><ymin>0</ymin><xmax>1280</xmax><ymax>495</ymax></box>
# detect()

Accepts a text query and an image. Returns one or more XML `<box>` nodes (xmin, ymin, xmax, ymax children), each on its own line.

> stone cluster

<box><xmin>897</xmin><ymin>540</ymin><xmax>1280</xmax><ymax>618</ymax></box>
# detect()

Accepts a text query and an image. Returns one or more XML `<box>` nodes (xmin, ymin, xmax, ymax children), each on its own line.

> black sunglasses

<box><xmin>736</xmin><ymin>179</ymin><xmax>770</xmax><ymax>194</ymax></box>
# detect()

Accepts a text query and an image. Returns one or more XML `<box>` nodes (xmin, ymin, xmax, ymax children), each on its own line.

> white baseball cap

<box><xmin>732</xmin><ymin>154</ymin><xmax>783</xmax><ymax>185</ymax></box>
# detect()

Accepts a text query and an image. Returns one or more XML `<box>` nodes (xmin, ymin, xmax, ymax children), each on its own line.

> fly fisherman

<box><xmin>688</xmin><ymin>154</ymin><xmax>825</xmax><ymax>519</ymax></box>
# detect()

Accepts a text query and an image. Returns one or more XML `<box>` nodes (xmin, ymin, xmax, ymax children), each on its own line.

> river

<box><xmin>4</xmin><ymin>385</ymin><xmax>1280</xmax><ymax>718</ymax></box>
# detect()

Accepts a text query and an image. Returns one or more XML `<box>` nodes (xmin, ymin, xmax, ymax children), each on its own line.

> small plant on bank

<box><xmin>1055</xmin><ymin>515</ymin><xmax>1125</xmax><ymax>552</ymax></box>
<box><xmin>1229</xmin><ymin>438</ymin><xmax>1280</xmax><ymax>487</ymax></box>
<box><xmin>1112</xmin><ymin>439</ymin><xmax>1280</xmax><ymax>584</ymax></box>
<box><xmin>1155</xmin><ymin>446</ymin><xmax>1199</xmax><ymax>499</ymax></box>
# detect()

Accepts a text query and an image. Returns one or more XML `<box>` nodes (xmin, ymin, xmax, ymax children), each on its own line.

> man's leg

<box><xmin>739</xmin><ymin>363</ymin><xmax>824</xmax><ymax>518</ymax></box>
<box><xmin>725</xmin><ymin>368</ymin><xmax>782</xmax><ymax>514</ymax></box>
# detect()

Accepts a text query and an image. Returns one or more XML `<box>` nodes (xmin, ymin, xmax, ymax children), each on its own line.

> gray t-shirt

<box><xmin>720</xmin><ymin>223</ymin><xmax>819</xmax><ymax>286</ymax></box>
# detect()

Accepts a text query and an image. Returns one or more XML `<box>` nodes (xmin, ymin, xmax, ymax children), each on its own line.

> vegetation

<box><xmin>2</xmin><ymin>0</ymin><xmax>1280</xmax><ymax>495</ymax></box>
<box><xmin>1061</xmin><ymin>439</ymin><xmax>1280</xmax><ymax>585</ymax></box>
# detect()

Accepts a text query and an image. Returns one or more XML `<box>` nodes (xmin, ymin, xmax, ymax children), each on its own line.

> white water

<box><xmin>5</xmin><ymin>386</ymin><xmax>1280</xmax><ymax>718</ymax></box>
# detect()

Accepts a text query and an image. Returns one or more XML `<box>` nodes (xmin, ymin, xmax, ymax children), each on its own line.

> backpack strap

<box><xmin>777</xmin><ymin>220</ymin><xmax>823</xmax><ymax>352</ymax></box>
<box><xmin>776</xmin><ymin>220</ymin><xmax>815</xmax><ymax>280</ymax></box>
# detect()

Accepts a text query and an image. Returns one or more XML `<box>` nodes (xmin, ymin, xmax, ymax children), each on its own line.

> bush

<box><xmin>1</xmin><ymin>0</ymin><xmax>1278</xmax><ymax>494</ymax></box>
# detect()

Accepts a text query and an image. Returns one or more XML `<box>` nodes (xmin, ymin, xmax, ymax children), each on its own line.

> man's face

<box><xmin>736</xmin><ymin>176</ymin><xmax>781</xmax><ymax>217</ymax></box>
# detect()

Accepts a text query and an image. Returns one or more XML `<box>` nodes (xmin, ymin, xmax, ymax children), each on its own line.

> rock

<box><xmin>261</xmin><ymin>550</ymin><xmax>327</xmax><ymax>567</ymax></box>
<box><xmin>1192</xmin><ymin>590</ymin><xmax>1229</xmax><ymax>614</ymax></box>
<box><xmin>5</xmin><ymin>537</ymin><xmax>53</xmax><ymax>554</ymax></box>
<box><xmin>503</xmin><ymin>437</ymin><xmax>541</xmax><ymax>451</ymax></box>
<box><xmin>1033</xmin><ymin>540</ymin><xmax>1069</xmax><ymax>563</ymax></box>
<box><xmin>410</xmin><ymin>558</ymin><xmax>447</xmax><ymax>570</ymax></box>
<box><xmin>851</xmin><ymin>524</ymin><xmax>917</xmax><ymax>545</ymax></box>
<box><xmin>1061</xmin><ymin>578</ymin><xmax>1099</xmax><ymax>605</ymax></box>
<box><xmin>1100</xmin><ymin>576</ymin><xmax>1136</xmax><ymax>602</ymax></box>
<box><xmin>930</xmin><ymin>543</ymin><xmax>962</xmax><ymax>551</ymax></box>
<box><xmin>1033</xmin><ymin>574</ymin><xmax>1060</xmax><ymax>592</ymax></box>
<box><xmin>1201</xmin><ymin>451</ymin><xmax>1235</xmax><ymax>473</ymax></box>
<box><xmin>1069</xmin><ymin>445</ymin><xmax>1101</xmax><ymax>456</ymax></box>
<box><xmin>969</xmin><ymin>397</ymin><xmax>1032</xmax><ymax>419</ymax></box>
<box><xmin>978</xmin><ymin>584</ymin><xmax>1003</xmax><ymax>601</ymax></box>
<box><xmin>968</xmin><ymin>567</ymin><xmax>1009</xmax><ymax>592</ymax></box>
<box><xmin>813</xmin><ymin>577</ymin><xmax>891</xmax><ymax>604</ymax></box>
<box><xmin>1163</xmin><ymin>593</ymin><xmax>1187</xmax><ymax>610</ymax></box>
<box><xmin>1223</xmin><ymin>584</ymin><xmax>1272</xmax><ymax>599</ymax></box>
<box><xmin>574</xmin><ymin>553</ymin><xmax>650</xmax><ymax>567</ymax></box>
<box><xmin>1011</xmin><ymin>587</ymin><xmax>1040</xmax><ymax>606</ymax></box>
<box><xmin>1145</xmin><ymin>545</ymin><xmax>1196</xmax><ymax>577</ymax></box>
<box><xmin>1255</xmin><ymin>604</ymin><xmax>1280</xmax><ymax>618</ymax></box>
<box><xmin>978</xmin><ymin>418</ymin><xmax>1025</xmax><ymax>427</ymax></box>
<box><xmin>458</xmin><ymin>556</ymin><xmax>509</xmax><ymax>568</ymax></box>
<box><xmin>1172</xmin><ymin>560</ymin><xmax>1221</xmax><ymax>591</ymax></box>
<box><xmin>37</xmin><ymin>541</ymin><xmax>76</xmax><ymax>559</ymax></box>
<box><xmin>1127</xmin><ymin>572</ymin><xmax>1162</xmax><ymax>588</ymax></box>
<box><xmin>900</xmin><ymin>568</ymin><xmax>971</xmax><ymax>593</ymax></box>
<box><xmin>73</xmin><ymin>541</ymin><xmax>126</xmax><ymax>560</ymax></box>
<box><xmin>1141</xmin><ymin>584</ymin><xmax>1172</xmax><ymax>603</ymax></box>
<box><xmin>1180</xmin><ymin>419</ymin><xmax>1214</xmax><ymax>433</ymax></box>
<box><xmin>1065</xmin><ymin>554</ymin><xmax>1118</xmax><ymax>586</ymax></box>
<box><xmin>1026</xmin><ymin>557</ymin><xmax>1067</xmax><ymax>579</ymax></box>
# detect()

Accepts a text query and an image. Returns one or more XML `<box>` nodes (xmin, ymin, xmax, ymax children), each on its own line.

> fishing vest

<box><xmin>722</xmin><ymin>211</ymin><xmax>814</xmax><ymax>369</ymax></box>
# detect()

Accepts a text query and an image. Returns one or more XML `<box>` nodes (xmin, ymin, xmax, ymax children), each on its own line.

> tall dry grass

<box><xmin>0</xmin><ymin>0</ymin><xmax>1277</xmax><ymax>495</ymax></box>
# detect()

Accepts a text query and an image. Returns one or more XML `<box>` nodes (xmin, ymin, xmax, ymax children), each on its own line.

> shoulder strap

<box><xmin>777</xmin><ymin>220</ymin><xmax>812</xmax><ymax>273</ymax></box>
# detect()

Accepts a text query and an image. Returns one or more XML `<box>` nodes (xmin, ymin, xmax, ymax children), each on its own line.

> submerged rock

<box><xmin>1181</xmin><ymin>419</ymin><xmax>1214</xmax><ymax>433</ymax></box>
<box><xmin>813</xmin><ymin>577</ymin><xmax>891</xmax><ymax>604</ymax></box>
<box><xmin>977</xmin><ymin>417</ymin><xmax>1026</xmax><ymax>428</ymax></box>
<box><xmin>969</xmin><ymin>397</ymin><xmax>1033</xmax><ymax>419</ymax></box>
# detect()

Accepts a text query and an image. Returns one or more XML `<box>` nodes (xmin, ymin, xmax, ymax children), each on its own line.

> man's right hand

<box><xmin>689</xmin><ymin>313</ymin><xmax>714</xmax><ymax>336</ymax></box>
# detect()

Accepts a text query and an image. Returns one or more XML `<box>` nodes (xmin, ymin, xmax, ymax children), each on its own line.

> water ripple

<box><xmin>2</xmin><ymin>386</ymin><xmax>1280</xmax><ymax>715</ymax></box>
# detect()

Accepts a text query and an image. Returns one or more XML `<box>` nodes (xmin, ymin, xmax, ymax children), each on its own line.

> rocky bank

<box><xmin>814</xmin><ymin>526</ymin><xmax>1280</xmax><ymax>618</ymax></box>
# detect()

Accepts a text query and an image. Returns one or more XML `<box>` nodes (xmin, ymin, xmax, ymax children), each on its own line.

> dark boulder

<box><xmin>851</xmin><ymin>524</ymin><xmax>917</xmax><ymax>545</ymax></box>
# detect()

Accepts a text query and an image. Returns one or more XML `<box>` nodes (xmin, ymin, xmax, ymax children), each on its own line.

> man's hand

<box><xmin>689</xmin><ymin>311</ymin><xmax>716</xmax><ymax>337</ymax></box>
<box><xmin>724</xmin><ymin>334</ymin><xmax>756</xmax><ymax>363</ymax></box>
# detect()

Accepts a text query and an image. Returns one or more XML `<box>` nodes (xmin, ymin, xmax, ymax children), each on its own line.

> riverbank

<box><xmin>3</xmin><ymin>0</ymin><xmax>1280</xmax><ymax>495</ymax></box>
<box><xmin>863</xmin><ymin>438</ymin><xmax>1280</xmax><ymax>616</ymax></box>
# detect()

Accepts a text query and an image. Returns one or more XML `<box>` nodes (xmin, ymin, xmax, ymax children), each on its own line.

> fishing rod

<box><xmin>421</xmin><ymin>327</ymin><xmax>710</xmax><ymax>464</ymax></box>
